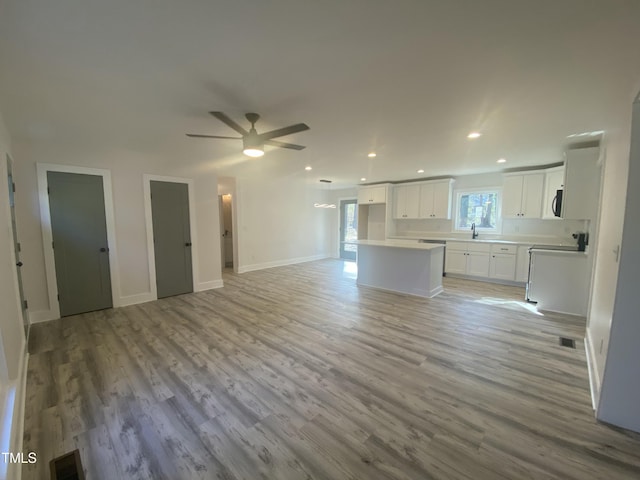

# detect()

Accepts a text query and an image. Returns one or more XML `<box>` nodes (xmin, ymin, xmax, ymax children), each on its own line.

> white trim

<box><xmin>337</xmin><ymin>196</ymin><xmax>357</xmax><ymax>259</ymax></box>
<box><xmin>119</xmin><ymin>292</ymin><xmax>155</xmax><ymax>307</ymax></box>
<box><xmin>0</xmin><ymin>343</ymin><xmax>27</xmax><ymax>480</ymax></box>
<box><xmin>453</xmin><ymin>187</ymin><xmax>502</xmax><ymax>233</ymax></box>
<box><xmin>585</xmin><ymin>329</ymin><xmax>601</xmax><ymax>410</ymax></box>
<box><xmin>5</xmin><ymin>154</ymin><xmax>29</xmax><ymax>352</ymax></box>
<box><xmin>196</xmin><ymin>279</ymin><xmax>224</xmax><ymax>292</ymax></box>
<box><xmin>10</xmin><ymin>347</ymin><xmax>27</xmax><ymax>480</ymax></box>
<box><xmin>36</xmin><ymin>163</ymin><xmax>122</xmax><ymax>320</ymax></box>
<box><xmin>143</xmin><ymin>175</ymin><xmax>199</xmax><ymax>300</ymax></box>
<box><xmin>237</xmin><ymin>254</ymin><xmax>330</xmax><ymax>274</ymax></box>
<box><xmin>27</xmin><ymin>310</ymin><xmax>57</xmax><ymax>324</ymax></box>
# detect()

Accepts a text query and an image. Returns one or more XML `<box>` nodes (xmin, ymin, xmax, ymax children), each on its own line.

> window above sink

<box><xmin>455</xmin><ymin>189</ymin><xmax>500</xmax><ymax>233</ymax></box>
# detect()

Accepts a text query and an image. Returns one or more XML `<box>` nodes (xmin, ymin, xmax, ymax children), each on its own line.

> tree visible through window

<box><xmin>457</xmin><ymin>191</ymin><xmax>498</xmax><ymax>230</ymax></box>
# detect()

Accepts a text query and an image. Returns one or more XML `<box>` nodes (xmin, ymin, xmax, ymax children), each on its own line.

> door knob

<box><xmin>185</xmin><ymin>242</ymin><xmax>192</xmax><ymax>247</ymax></box>
<box><xmin>16</xmin><ymin>261</ymin><xmax>23</xmax><ymax>267</ymax></box>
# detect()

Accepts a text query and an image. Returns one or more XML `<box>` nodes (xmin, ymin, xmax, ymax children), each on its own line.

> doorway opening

<box><xmin>218</xmin><ymin>176</ymin><xmax>238</xmax><ymax>274</ymax></box>
<box><xmin>219</xmin><ymin>194</ymin><xmax>234</xmax><ymax>269</ymax></box>
<box><xmin>339</xmin><ymin>199</ymin><xmax>358</xmax><ymax>261</ymax></box>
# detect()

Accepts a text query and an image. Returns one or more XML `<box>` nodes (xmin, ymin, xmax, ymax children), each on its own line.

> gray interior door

<box><xmin>7</xmin><ymin>156</ymin><xmax>28</xmax><ymax>337</ymax></box>
<box><xmin>48</xmin><ymin>171</ymin><xmax>113</xmax><ymax>317</ymax></box>
<box><xmin>150</xmin><ymin>181</ymin><xmax>193</xmax><ymax>298</ymax></box>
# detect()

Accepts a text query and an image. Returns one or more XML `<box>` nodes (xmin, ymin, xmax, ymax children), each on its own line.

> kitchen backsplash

<box><xmin>394</xmin><ymin>218</ymin><xmax>589</xmax><ymax>241</ymax></box>
<box><xmin>502</xmin><ymin>218</ymin><xmax>589</xmax><ymax>237</ymax></box>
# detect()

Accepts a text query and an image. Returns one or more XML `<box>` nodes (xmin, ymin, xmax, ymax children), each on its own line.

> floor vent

<box><xmin>50</xmin><ymin>449</ymin><xmax>85</xmax><ymax>480</ymax></box>
<box><xmin>559</xmin><ymin>337</ymin><xmax>576</xmax><ymax>349</ymax></box>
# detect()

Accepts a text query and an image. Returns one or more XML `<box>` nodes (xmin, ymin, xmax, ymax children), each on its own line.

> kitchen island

<box><xmin>354</xmin><ymin>240</ymin><xmax>444</xmax><ymax>298</ymax></box>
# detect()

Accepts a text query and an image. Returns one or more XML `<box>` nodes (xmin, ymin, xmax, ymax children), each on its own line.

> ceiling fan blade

<box><xmin>186</xmin><ymin>134</ymin><xmax>242</xmax><ymax>139</ymax></box>
<box><xmin>259</xmin><ymin>123</ymin><xmax>310</xmax><ymax>141</ymax></box>
<box><xmin>209</xmin><ymin>111</ymin><xmax>249</xmax><ymax>135</ymax></box>
<box><xmin>264</xmin><ymin>139</ymin><xmax>306</xmax><ymax>150</ymax></box>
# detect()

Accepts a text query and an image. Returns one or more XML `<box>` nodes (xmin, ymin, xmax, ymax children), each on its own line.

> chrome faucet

<box><xmin>471</xmin><ymin>222</ymin><xmax>478</xmax><ymax>239</ymax></box>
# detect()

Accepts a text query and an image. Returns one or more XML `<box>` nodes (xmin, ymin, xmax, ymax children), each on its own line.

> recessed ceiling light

<box><xmin>367</xmin><ymin>152</ymin><xmax>377</xmax><ymax>158</ymax></box>
<box><xmin>417</xmin><ymin>169</ymin><xmax>425</xmax><ymax>174</ymax></box>
<box><xmin>467</xmin><ymin>132</ymin><xmax>482</xmax><ymax>139</ymax></box>
<box><xmin>305</xmin><ymin>166</ymin><xmax>312</xmax><ymax>171</ymax></box>
<box><xmin>360</xmin><ymin>177</ymin><xmax>367</xmax><ymax>182</ymax></box>
<box><xmin>497</xmin><ymin>158</ymin><xmax>507</xmax><ymax>164</ymax></box>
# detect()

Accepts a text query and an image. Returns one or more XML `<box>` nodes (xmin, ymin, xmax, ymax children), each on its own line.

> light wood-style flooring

<box><xmin>24</xmin><ymin>259</ymin><xmax>640</xmax><ymax>479</ymax></box>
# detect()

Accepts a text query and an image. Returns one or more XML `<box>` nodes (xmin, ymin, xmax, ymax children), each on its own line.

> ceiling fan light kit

<box><xmin>187</xmin><ymin>111</ymin><xmax>309</xmax><ymax>157</ymax></box>
<box><xmin>242</xmin><ymin>133</ymin><xmax>264</xmax><ymax>157</ymax></box>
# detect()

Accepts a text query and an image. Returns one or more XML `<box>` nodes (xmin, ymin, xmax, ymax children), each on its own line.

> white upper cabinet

<box><xmin>542</xmin><ymin>166</ymin><xmax>565</xmax><ymax>219</ymax></box>
<box><xmin>358</xmin><ymin>185</ymin><xmax>387</xmax><ymax>204</ymax></box>
<box><xmin>502</xmin><ymin>172</ymin><xmax>543</xmax><ymax>218</ymax></box>
<box><xmin>419</xmin><ymin>180</ymin><xmax>453</xmax><ymax>219</ymax></box>
<box><xmin>393</xmin><ymin>185</ymin><xmax>420</xmax><ymax>219</ymax></box>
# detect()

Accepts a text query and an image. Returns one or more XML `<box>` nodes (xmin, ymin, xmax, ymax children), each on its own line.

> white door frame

<box><xmin>337</xmin><ymin>196</ymin><xmax>357</xmax><ymax>258</ymax></box>
<box><xmin>143</xmin><ymin>174</ymin><xmax>199</xmax><ymax>300</ymax></box>
<box><xmin>37</xmin><ymin>163</ymin><xmax>122</xmax><ymax>320</ymax></box>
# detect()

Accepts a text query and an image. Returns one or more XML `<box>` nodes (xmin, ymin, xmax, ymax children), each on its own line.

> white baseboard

<box><xmin>237</xmin><ymin>254</ymin><xmax>330</xmax><ymax>274</ymax></box>
<box><xmin>195</xmin><ymin>280</ymin><xmax>223</xmax><ymax>292</ymax></box>
<box><xmin>585</xmin><ymin>329</ymin><xmax>601</xmax><ymax>410</ymax></box>
<box><xmin>444</xmin><ymin>273</ymin><xmax>525</xmax><ymax>287</ymax></box>
<box><xmin>11</xmin><ymin>347</ymin><xmax>28</xmax><ymax>480</ymax></box>
<box><xmin>28</xmin><ymin>309</ymin><xmax>57</xmax><ymax>324</ymax></box>
<box><xmin>118</xmin><ymin>292</ymin><xmax>155</xmax><ymax>307</ymax></box>
<box><xmin>1</xmin><ymin>342</ymin><xmax>28</xmax><ymax>480</ymax></box>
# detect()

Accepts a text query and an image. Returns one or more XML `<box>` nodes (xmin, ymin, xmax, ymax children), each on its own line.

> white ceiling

<box><xmin>1</xmin><ymin>0</ymin><xmax>639</xmax><ymax>187</ymax></box>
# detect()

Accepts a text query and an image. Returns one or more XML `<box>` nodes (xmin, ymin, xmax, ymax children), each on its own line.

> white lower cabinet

<box><xmin>444</xmin><ymin>250</ymin><xmax>467</xmax><ymax>275</ymax></box>
<box><xmin>516</xmin><ymin>245</ymin><xmax>533</xmax><ymax>282</ymax></box>
<box><xmin>489</xmin><ymin>244</ymin><xmax>517</xmax><ymax>281</ymax></box>
<box><xmin>445</xmin><ymin>241</ymin><xmax>490</xmax><ymax>277</ymax></box>
<box><xmin>446</xmin><ymin>241</ymin><xmax>528</xmax><ymax>283</ymax></box>
<box><xmin>467</xmin><ymin>252</ymin><xmax>491</xmax><ymax>277</ymax></box>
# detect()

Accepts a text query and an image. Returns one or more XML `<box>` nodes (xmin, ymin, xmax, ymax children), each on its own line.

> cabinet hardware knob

<box><xmin>16</xmin><ymin>261</ymin><xmax>23</xmax><ymax>267</ymax></box>
<box><xmin>185</xmin><ymin>242</ymin><xmax>192</xmax><ymax>247</ymax></box>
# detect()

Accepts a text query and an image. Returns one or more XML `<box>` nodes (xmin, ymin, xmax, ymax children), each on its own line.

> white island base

<box><xmin>355</xmin><ymin>240</ymin><xmax>444</xmax><ymax>298</ymax></box>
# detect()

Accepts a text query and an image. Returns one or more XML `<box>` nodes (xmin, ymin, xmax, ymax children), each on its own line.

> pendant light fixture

<box><xmin>314</xmin><ymin>179</ymin><xmax>336</xmax><ymax>208</ymax></box>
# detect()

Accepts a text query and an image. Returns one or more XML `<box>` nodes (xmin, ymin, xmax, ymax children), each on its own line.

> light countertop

<box><xmin>354</xmin><ymin>240</ymin><xmax>445</xmax><ymax>251</ymax></box>
<box><xmin>387</xmin><ymin>235</ymin><xmax>577</xmax><ymax>248</ymax></box>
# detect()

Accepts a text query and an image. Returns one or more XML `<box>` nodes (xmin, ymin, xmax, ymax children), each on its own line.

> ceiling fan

<box><xmin>186</xmin><ymin>111</ymin><xmax>310</xmax><ymax>157</ymax></box>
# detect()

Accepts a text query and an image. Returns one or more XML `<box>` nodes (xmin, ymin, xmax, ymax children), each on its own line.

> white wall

<box><xmin>234</xmin><ymin>175</ymin><xmax>332</xmax><ymax>273</ymax></box>
<box><xmin>586</xmin><ymin>135</ymin><xmax>633</xmax><ymax>391</ymax></box>
<box><xmin>0</xmin><ymin>109</ymin><xmax>28</xmax><ymax>480</ymax></box>
<box><xmin>0</xmin><ymin>112</ymin><xmax>24</xmax><ymax>382</ymax></box>
<box><xmin>595</xmin><ymin>94</ymin><xmax>640</xmax><ymax>432</ymax></box>
<box><xmin>13</xmin><ymin>141</ymin><xmax>222</xmax><ymax>321</ymax></box>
